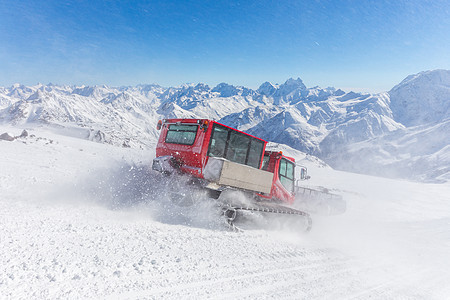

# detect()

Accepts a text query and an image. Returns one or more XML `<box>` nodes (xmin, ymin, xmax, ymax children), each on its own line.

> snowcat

<box><xmin>152</xmin><ymin>118</ymin><xmax>344</xmax><ymax>231</ymax></box>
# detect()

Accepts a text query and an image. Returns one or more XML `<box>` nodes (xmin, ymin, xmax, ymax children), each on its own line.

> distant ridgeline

<box><xmin>1</xmin><ymin>70</ymin><xmax>449</xmax><ymax>183</ymax></box>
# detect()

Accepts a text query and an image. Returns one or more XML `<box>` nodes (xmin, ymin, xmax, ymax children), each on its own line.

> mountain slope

<box><xmin>325</xmin><ymin>119</ymin><xmax>450</xmax><ymax>182</ymax></box>
<box><xmin>326</xmin><ymin>70</ymin><xmax>450</xmax><ymax>182</ymax></box>
<box><xmin>1</xmin><ymin>70</ymin><xmax>449</xmax><ymax>182</ymax></box>
<box><xmin>389</xmin><ymin>69</ymin><xmax>450</xmax><ymax>127</ymax></box>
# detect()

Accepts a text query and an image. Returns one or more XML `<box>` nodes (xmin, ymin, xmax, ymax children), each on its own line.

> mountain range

<box><xmin>1</xmin><ymin>70</ymin><xmax>449</xmax><ymax>183</ymax></box>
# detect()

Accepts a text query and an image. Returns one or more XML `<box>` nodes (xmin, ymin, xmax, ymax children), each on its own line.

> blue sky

<box><xmin>1</xmin><ymin>0</ymin><xmax>449</xmax><ymax>92</ymax></box>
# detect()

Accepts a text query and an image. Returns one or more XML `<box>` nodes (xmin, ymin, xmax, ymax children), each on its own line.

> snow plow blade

<box><xmin>295</xmin><ymin>186</ymin><xmax>346</xmax><ymax>215</ymax></box>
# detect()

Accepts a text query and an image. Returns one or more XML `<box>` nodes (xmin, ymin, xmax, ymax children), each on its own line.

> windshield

<box><xmin>165</xmin><ymin>124</ymin><xmax>198</xmax><ymax>145</ymax></box>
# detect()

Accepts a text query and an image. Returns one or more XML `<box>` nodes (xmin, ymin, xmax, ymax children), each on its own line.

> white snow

<box><xmin>1</xmin><ymin>125</ymin><xmax>450</xmax><ymax>299</ymax></box>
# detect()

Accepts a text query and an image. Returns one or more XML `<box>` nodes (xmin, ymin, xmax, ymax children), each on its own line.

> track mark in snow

<box><xmin>2</xmin><ymin>126</ymin><xmax>450</xmax><ymax>299</ymax></box>
<box><xmin>114</xmin><ymin>253</ymin><xmax>359</xmax><ymax>299</ymax></box>
<box><xmin>344</xmin><ymin>268</ymin><xmax>440</xmax><ymax>299</ymax></box>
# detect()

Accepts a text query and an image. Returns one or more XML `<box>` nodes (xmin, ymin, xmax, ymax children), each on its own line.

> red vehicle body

<box><xmin>153</xmin><ymin>118</ymin><xmax>300</xmax><ymax>205</ymax></box>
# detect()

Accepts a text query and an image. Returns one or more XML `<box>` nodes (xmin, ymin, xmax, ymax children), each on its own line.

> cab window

<box><xmin>208</xmin><ymin>124</ymin><xmax>264</xmax><ymax>168</ymax></box>
<box><xmin>165</xmin><ymin>124</ymin><xmax>198</xmax><ymax>145</ymax></box>
<box><xmin>247</xmin><ymin>139</ymin><xmax>265</xmax><ymax>168</ymax></box>
<box><xmin>208</xmin><ymin>125</ymin><xmax>228</xmax><ymax>157</ymax></box>
<box><xmin>226</xmin><ymin>131</ymin><xmax>250</xmax><ymax>164</ymax></box>
<box><xmin>279</xmin><ymin>158</ymin><xmax>294</xmax><ymax>193</ymax></box>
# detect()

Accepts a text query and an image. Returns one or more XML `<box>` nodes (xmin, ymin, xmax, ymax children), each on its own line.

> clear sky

<box><xmin>1</xmin><ymin>0</ymin><xmax>449</xmax><ymax>92</ymax></box>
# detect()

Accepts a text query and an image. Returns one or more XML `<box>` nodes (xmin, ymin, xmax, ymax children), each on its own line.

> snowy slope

<box><xmin>325</xmin><ymin>119</ymin><xmax>450</xmax><ymax>183</ymax></box>
<box><xmin>1</xmin><ymin>125</ymin><xmax>450</xmax><ymax>299</ymax></box>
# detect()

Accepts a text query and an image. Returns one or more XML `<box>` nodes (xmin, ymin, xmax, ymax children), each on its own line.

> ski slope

<box><xmin>1</xmin><ymin>126</ymin><xmax>450</xmax><ymax>299</ymax></box>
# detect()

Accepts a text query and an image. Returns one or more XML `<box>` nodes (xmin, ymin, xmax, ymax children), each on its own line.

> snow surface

<box><xmin>2</xmin><ymin>125</ymin><xmax>450</xmax><ymax>299</ymax></box>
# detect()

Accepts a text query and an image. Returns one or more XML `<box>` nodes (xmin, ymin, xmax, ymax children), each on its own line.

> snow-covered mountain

<box><xmin>389</xmin><ymin>69</ymin><xmax>450</xmax><ymax>127</ymax></box>
<box><xmin>326</xmin><ymin>70</ymin><xmax>450</xmax><ymax>182</ymax></box>
<box><xmin>0</xmin><ymin>84</ymin><xmax>162</xmax><ymax>148</ymax></box>
<box><xmin>1</xmin><ymin>70</ymin><xmax>449</xmax><ymax>182</ymax></box>
<box><xmin>325</xmin><ymin>119</ymin><xmax>450</xmax><ymax>183</ymax></box>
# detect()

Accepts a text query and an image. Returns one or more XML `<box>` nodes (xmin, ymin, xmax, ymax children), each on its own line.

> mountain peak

<box><xmin>275</xmin><ymin>77</ymin><xmax>307</xmax><ymax>99</ymax></box>
<box><xmin>389</xmin><ymin>69</ymin><xmax>450</xmax><ymax>126</ymax></box>
<box><xmin>391</xmin><ymin>69</ymin><xmax>450</xmax><ymax>92</ymax></box>
<box><xmin>283</xmin><ymin>77</ymin><xmax>306</xmax><ymax>90</ymax></box>
<box><xmin>212</xmin><ymin>83</ymin><xmax>239</xmax><ymax>97</ymax></box>
<box><xmin>194</xmin><ymin>83</ymin><xmax>210</xmax><ymax>91</ymax></box>
<box><xmin>257</xmin><ymin>82</ymin><xmax>278</xmax><ymax>96</ymax></box>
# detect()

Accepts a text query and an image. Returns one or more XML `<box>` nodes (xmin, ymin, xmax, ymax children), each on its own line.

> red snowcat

<box><xmin>152</xmin><ymin>118</ymin><xmax>344</xmax><ymax>231</ymax></box>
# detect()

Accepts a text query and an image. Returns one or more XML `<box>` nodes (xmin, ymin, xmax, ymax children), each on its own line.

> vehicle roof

<box><xmin>264</xmin><ymin>150</ymin><xmax>296</xmax><ymax>162</ymax></box>
<box><xmin>162</xmin><ymin>118</ymin><xmax>267</xmax><ymax>142</ymax></box>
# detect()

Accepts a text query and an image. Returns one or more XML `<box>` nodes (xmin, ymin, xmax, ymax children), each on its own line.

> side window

<box><xmin>247</xmin><ymin>139</ymin><xmax>264</xmax><ymax>168</ymax></box>
<box><xmin>279</xmin><ymin>159</ymin><xmax>287</xmax><ymax>176</ymax></box>
<box><xmin>165</xmin><ymin>124</ymin><xmax>198</xmax><ymax>145</ymax></box>
<box><xmin>208</xmin><ymin>125</ymin><xmax>228</xmax><ymax>157</ymax></box>
<box><xmin>279</xmin><ymin>158</ymin><xmax>294</xmax><ymax>193</ymax></box>
<box><xmin>208</xmin><ymin>124</ymin><xmax>265</xmax><ymax>168</ymax></box>
<box><xmin>286</xmin><ymin>161</ymin><xmax>294</xmax><ymax>180</ymax></box>
<box><xmin>226</xmin><ymin>131</ymin><xmax>250</xmax><ymax>164</ymax></box>
<box><xmin>262</xmin><ymin>154</ymin><xmax>270</xmax><ymax>171</ymax></box>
